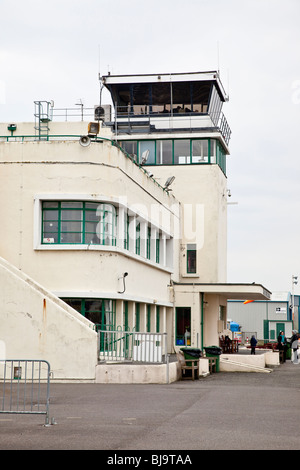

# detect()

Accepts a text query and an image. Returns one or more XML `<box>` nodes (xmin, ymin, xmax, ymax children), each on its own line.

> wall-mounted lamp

<box><xmin>7</xmin><ymin>124</ymin><xmax>17</xmax><ymax>136</ymax></box>
<box><xmin>164</xmin><ymin>176</ymin><xmax>175</xmax><ymax>191</ymax></box>
<box><xmin>118</xmin><ymin>272</ymin><xmax>128</xmax><ymax>294</ymax></box>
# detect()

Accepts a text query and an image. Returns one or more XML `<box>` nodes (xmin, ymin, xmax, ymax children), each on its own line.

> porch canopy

<box><xmin>173</xmin><ymin>282</ymin><xmax>271</xmax><ymax>301</ymax></box>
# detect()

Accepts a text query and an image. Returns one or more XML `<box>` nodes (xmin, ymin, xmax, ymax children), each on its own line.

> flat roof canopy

<box><xmin>173</xmin><ymin>283</ymin><xmax>271</xmax><ymax>301</ymax></box>
<box><xmin>101</xmin><ymin>71</ymin><xmax>228</xmax><ymax>103</ymax></box>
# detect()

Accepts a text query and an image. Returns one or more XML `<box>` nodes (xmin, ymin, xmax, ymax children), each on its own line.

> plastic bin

<box><xmin>204</xmin><ymin>346</ymin><xmax>222</xmax><ymax>372</ymax></box>
<box><xmin>180</xmin><ymin>348</ymin><xmax>202</xmax><ymax>360</ymax></box>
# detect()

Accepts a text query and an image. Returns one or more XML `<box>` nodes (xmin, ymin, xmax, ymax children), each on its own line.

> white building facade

<box><xmin>0</xmin><ymin>71</ymin><xmax>271</xmax><ymax>382</ymax></box>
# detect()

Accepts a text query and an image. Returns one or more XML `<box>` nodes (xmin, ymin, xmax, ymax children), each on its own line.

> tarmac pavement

<box><xmin>1</xmin><ymin>353</ymin><xmax>300</xmax><ymax>453</ymax></box>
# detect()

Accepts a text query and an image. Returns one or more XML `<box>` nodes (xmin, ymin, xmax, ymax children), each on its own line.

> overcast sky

<box><xmin>1</xmin><ymin>0</ymin><xmax>300</xmax><ymax>296</ymax></box>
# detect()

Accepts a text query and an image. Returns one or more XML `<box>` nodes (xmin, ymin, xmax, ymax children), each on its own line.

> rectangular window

<box><xmin>147</xmin><ymin>305</ymin><xmax>151</xmax><ymax>332</ymax></box>
<box><xmin>157</xmin><ymin>140</ymin><xmax>172</xmax><ymax>165</ymax></box>
<box><xmin>174</xmin><ymin>140</ymin><xmax>190</xmax><ymax>164</ymax></box>
<box><xmin>135</xmin><ymin>303</ymin><xmax>140</xmax><ymax>332</ymax></box>
<box><xmin>62</xmin><ymin>298</ymin><xmax>116</xmax><ymax>333</ymax></box>
<box><xmin>192</xmin><ymin>140</ymin><xmax>209</xmax><ymax>163</ymax></box>
<box><xmin>146</xmin><ymin>226</ymin><xmax>151</xmax><ymax>260</ymax></box>
<box><xmin>124</xmin><ymin>301</ymin><xmax>129</xmax><ymax>331</ymax></box>
<box><xmin>121</xmin><ymin>141</ymin><xmax>138</xmax><ymax>162</ymax></box>
<box><xmin>156</xmin><ymin>306</ymin><xmax>160</xmax><ymax>333</ymax></box>
<box><xmin>135</xmin><ymin>222</ymin><xmax>140</xmax><ymax>255</ymax></box>
<box><xmin>156</xmin><ymin>233</ymin><xmax>160</xmax><ymax>264</ymax></box>
<box><xmin>139</xmin><ymin>141</ymin><xmax>155</xmax><ymax>165</ymax></box>
<box><xmin>187</xmin><ymin>244</ymin><xmax>197</xmax><ymax>274</ymax></box>
<box><xmin>176</xmin><ymin>307</ymin><xmax>191</xmax><ymax>346</ymax></box>
<box><xmin>42</xmin><ymin>201</ymin><xmax>117</xmax><ymax>246</ymax></box>
<box><xmin>124</xmin><ymin>213</ymin><xmax>129</xmax><ymax>250</ymax></box>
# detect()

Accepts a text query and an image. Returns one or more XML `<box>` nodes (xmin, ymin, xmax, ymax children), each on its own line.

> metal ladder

<box><xmin>34</xmin><ymin>101</ymin><xmax>53</xmax><ymax>140</ymax></box>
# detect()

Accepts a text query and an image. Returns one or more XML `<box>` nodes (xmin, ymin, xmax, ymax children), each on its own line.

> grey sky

<box><xmin>1</xmin><ymin>0</ymin><xmax>300</xmax><ymax>295</ymax></box>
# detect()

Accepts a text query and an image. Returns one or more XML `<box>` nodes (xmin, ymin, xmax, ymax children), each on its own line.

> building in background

<box><xmin>0</xmin><ymin>71</ymin><xmax>271</xmax><ymax>381</ymax></box>
<box><xmin>227</xmin><ymin>292</ymin><xmax>294</xmax><ymax>343</ymax></box>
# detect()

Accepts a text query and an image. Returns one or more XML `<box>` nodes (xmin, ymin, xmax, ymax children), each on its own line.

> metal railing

<box><xmin>98</xmin><ymin>330</ymin><xmax>168</xmax><ymax>363</ymax></box>
<box><xmin>0</xmin><ymin>360</ymin><xmax>55</xmax><ymax>426</ymax></box>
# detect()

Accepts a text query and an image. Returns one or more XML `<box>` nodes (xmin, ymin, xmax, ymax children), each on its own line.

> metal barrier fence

<box><xmin>0</xmin><ymin>360</ymin><xmax>54</xmax><ymax>426</ymax></box>
<box><xmin>98</xmin><ymin>330</ymin><xmax>168</xmax><ymax>363</ymax></box>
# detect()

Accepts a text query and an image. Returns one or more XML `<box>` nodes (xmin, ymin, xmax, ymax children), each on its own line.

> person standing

<box><xmin>277</xmin><ymin>331</ymin><xmax>286</xmax><ymax>363</ymax></box>
<box><xmin>290</xmin><ymin>330</ymin><xmax>299</xmax><ymax>364</ymax></box>
<box><xmin>250</xmin><ymin>335</ymin><xmax>257</xmax><ymax>355</ymax></box>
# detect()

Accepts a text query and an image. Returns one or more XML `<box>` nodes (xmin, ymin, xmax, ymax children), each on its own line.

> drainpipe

<box><xmin>201</xmin><ymin>292</ymin><xmax>204</xmax><ymax>349</ymax></box>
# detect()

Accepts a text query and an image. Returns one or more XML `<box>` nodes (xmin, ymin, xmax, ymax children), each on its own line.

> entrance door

<box><xmin>176</xmin><ymin>307</ymin><xmax>191</xmax><ymax>346</ymax></box>
<box><xmin>276</xmin><ymin>323</ymin><xmax>285</xmax><ymax>339</ymax></box>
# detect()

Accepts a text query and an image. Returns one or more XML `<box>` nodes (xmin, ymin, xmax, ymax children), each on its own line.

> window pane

<box><xmin>121</xmin><ymin>141</ymin><xmax>138</xmax><ymax>161</ymax></box>
<box><xmin>85</xmin><ymin>221</ymin><xmax>98</xmax><ymax>233</ymax></box>
<box><xmin>192</xmin><ymin>140</ymin><xmax>209</xmax><ymax>163</ymax></box>
<box><xmin>60</xmin><ymin>232</ymin><xmax>82</xmax><ymax>243</ymax></box>
<box><xmin>43</xmin><ymin>202</ymin><xmax>58</xmax><ymax>209</ymax></box>
<box><xmin>96</xmin><ymin>204</ymin><xmax>117</xmax><ymax>246</ymax></box>
<box><xmin>85</xmin><ymin>300</ymin><xmax>102</xmax><ymax>325</ymax></box>
<box><xmin>187</xmin><ymin>249</ymin><xmax>196</xmax><ymax>273</ymax></box>
<box><xmin>85</xmin><ymin>210</ymin><xmax>99</xmax><ymax>222</ymax></box>
<box><xmin>85</xmin><ymin>232</ymin><xmax>100</xmax><ymax>244</ymax></box>
<box><xmin>136</xmin><ymin>223</ymin><xmax>140</xmax><ymax>255</ymax></box>
<box><xmin>61</xmin><ymin>221</ymin><xmax>81</xmax><ymax>232</ymax></box>
<box><xmin>43</xmin><ymin>232</ymin><xmax>58</xmax><ymax>243</ymax></box>
<box><xmin>174</xmin><ymin>140</ymin><xmax>190</xmax><ymax>164</ymax></box>
<box><xmin>61</xmin><ymin>202</ymin><xmax>83</xmax><ymax>209</ymax></box>
<box><xmin>139</xmin><ymin>141</ymin><xmax>155</xmax><ymax>165</ymax></box>
<box><xmin>61</xmin><ymin>210</ymin><xmax>82</xmax><ymax>221</ymax></box>
<box><xmin>157</xmin><ymin>140</ymin><xmax>172</xmax><ymax>165</ymax></box>
<box><xmin>43</xmin><ymin>210</ymin><xmax>58</xmax><ymax>221</ymax></box>
<box><xmin>63</xmin><ymin>299</ymin><xmax>82</xmax><ymax>314</ymax></box>
<box><xmin>43</xmin><ymin>221</ymin><xmax>58</xmax><ymax>232</ymax></box>
<box><xmin>85</xmin><ymin>202</ymin><xmax>99</xmax><ymax>210</ymax></box>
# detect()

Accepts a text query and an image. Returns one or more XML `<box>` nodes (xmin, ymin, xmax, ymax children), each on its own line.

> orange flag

<box><xmin>243</xmin><ymin>300</ymin><xmax>255</xmax><ymax>304</ymax></box>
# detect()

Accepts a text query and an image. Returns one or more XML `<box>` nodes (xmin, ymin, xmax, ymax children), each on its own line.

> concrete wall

<box><xmin>220</xmin><ymin>351</ymin><xmax>279</xmax><ymax>372</ymax></box>
<box><xmin>148</xmin><ymin>164</ymin><xmax>228</xmax><ymax>283</ymax></box>
<box><xmin>0</xmin><ymin>126</ymin><xmax>179</xmax><ymax>307</ymax></box>
<box><xmin>0</xmin><ymin>256</ymin><xmax>98</xmax><ymax>381</ymax></box>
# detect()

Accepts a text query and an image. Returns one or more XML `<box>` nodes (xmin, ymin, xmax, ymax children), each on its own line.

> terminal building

<box><xmin>0</xmin><ymin>71</ymin><xmax>271</xmax><ymax>382</ymax></box>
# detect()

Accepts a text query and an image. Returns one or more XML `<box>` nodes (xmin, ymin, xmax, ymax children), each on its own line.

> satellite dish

<box><xmin>141</xmin><ymin>150</ymin><xmax>150</xmax><ymax>164</ymax></box>
<box><xmin>79</xmin><ymin>135</ymin><xmax>91</xmax><ymax>147</ymax></box>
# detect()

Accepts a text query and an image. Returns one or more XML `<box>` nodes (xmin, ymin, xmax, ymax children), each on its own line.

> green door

<box><xmin>276</xmin><ymin>323</ymin><xmax>285</xmax><ymax>338</ymax></box>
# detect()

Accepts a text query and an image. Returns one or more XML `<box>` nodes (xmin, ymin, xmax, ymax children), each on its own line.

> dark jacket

<box><xmin>250</xmin><ymin>336</ymin><xmax>257</xmax><ymax>347</ymax></box>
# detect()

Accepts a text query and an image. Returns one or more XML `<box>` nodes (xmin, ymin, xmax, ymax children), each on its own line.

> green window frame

<box><xmin>156</xmin><ymin>306</ymin><xmax>160</xmax><ymax>333</ymax></box>
<box><xmin>187</xmin><ymin>244</ymin><xmax>197</xmax><ymax>274</ymax></box>
<box><xmin>147</xmin><ymin>304</ymin><xmax>151</xmax><ymax>332</ymax></box>
<box><xmin>135</xmin><ymin>222</ymin><xmax>141</xmax><ymax>255</ymax></box>
<box><xmin>146</xmin><ymin>226</ymin><xmax>151</xmax><ymax>260</ymax></box>
<box><xmin>156</xmin><ymin>234</ymin><xmax>160</xmax><ymax>264</ymax></box>
<box><xmin>124</xmin><ymin>301</ymin><xmax>129</xmax><ymax>331</ymax></box>
<box><xmin>42</xmin><ymin>201</ymin><xmax>117</xmax><ymax>246</ymax></box>
<box><xmin>135</xmin><ymin>303</ymin><xmax>140</xmax><ymax>332</ymax></box>
<box><xmin>119</xmin><ymin>138</ymin><xmax>226</xmax><ymax>174</ymax></box>
<box><xmin>124</xmin><ymin>213</ymin><xmax>129</xmax><ymax>250</ymax></box>
<box><xmin>62</xmin><ymin>298</ymin><xmax>116</xmax><ymax>332</ymax></box>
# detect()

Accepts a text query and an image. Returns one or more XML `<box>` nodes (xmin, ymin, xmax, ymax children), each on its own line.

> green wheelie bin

<box><xmin>204</xmin><ymin>346</ymin><xmax>222</xmax><ymax>372</ymax></box>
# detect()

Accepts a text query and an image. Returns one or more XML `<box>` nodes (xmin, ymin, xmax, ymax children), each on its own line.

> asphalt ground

<box><xmin>0</xmin><ymin>352</ymin><xmax>300</xmax><ymax>456</ymax></box>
